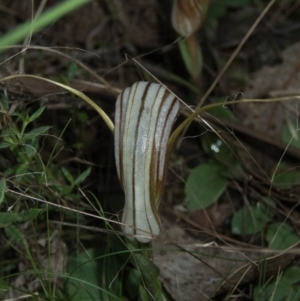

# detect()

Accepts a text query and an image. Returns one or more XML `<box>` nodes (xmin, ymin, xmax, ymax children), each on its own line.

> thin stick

<box><xmin>196</xmin><ymin>0</ymin><xmax>277</xmax><ymax>109</ymax></box>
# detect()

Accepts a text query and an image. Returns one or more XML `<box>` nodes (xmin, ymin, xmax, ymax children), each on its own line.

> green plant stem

<box><xmin>139</xmin><ymin>241</ymin><xmax>153</xmax><ymax>260</ymax></box>
<box><xmin>0</xmin><ymin>75</ymin><xmax>114</xmax><ymax>133</ymax></box>
<box><xmin>127</xmin><ymin>239</ymin><xmax>166</xmax><ymax>301</ymax></box>
<box><xmin>167</xmin><ymin>95</ymin><xmax>300</xmax><ymax>153</ymax></box>
<box><xmin>0</xmin><ymin>0</ymin><xmax>92</xmax><ymax>51</ymax></box>
<box><xmin>25</xmin><ymin>245</ymin><xmax>48</xmax><ymax>297</ymax></box>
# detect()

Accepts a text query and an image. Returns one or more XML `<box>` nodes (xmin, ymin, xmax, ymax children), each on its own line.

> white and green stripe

<box><xmin>115</xmin><ymin>82</ymin><xmax>180</xmax><ymax>243</ymax></box>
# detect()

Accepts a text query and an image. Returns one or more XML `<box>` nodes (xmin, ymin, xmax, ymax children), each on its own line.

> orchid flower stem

<box><xmin>168</xmin><ymin>96</ymin><xmax>300</xmax><ymax>152</ymax></box>
<box><xmin>127</xmin><ymin>239</ymin><xmax>165</xmax><ymax>301</ymax></box>
<box><xmin>0</xmin><ymin>74</ymin><xmax>114</xmax><ymax>133</ymax></box>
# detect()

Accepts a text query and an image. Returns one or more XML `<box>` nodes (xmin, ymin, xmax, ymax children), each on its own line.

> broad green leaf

<box><xmin>139</xmin><ymin>284</ymin><xmax>150</xmax><ymax>301</ymax></box>
<box><xmin>133</xmin><ymin>252</ymin><xmax>165</xmax><ymax>301</ymax></box>
<box><xmin>62</xmin><ymin>167</ymin><xmax>74</xmax><ymax>185</ymax></box>
<box><xmin>273</xmin><ymin>163</ymin><xmax>300</xmax><ymax>189</ymax></box>
<box><xmin>57</xmin><ymin>185</ymin><xmax>73</xmax><ymax>196</ymax></box>
<box><xmin>67</xmin><ymin>62</ymin><xmax>78</xmax><ymax>79</ymax></box>
<box><xmin>202</xmin><ymin>133</ymin><xmax>224</xmax><ymax>155</ymax></box>
<box><xmin>178</xmin><ymin>38</ymin><xmax>203</xmax><ymax>79</ymax></box>
<box><xmin>253</xmin><ymin>266</ymin><xmax>300</xmax><ymax>301</ymax></box>
<box><xmin>66</xmin><ymin>249</ymin><xmax>100</xmax><ymax>301</ymax></box>
<box><xmin>132</xmin><ymin>252</ymin><xmax>160</xmax><ymax>283</ymax></box>
<box><xmin>266</xmin><ymin>222</ymin><xmax>299</xmax><ymax>250</ymax></box>
<box><xmin>126</xmin><ymin>269</ymin><xmax>140</xmax><ymax>300</ymax></box>
<box><xmin>24</xmin><ymin>143</ymin><xmax>37</xmax><ymax>158</ymax></box>
<box><xmin>0</xmin><ymin>278</ymin><xmax>8</xmax><ymax>291</ymax></box>
<box><xmin>0</xmin><ymin>279</ymin><xmax>8</xmax><ymax>301</ymax></box>
<box><xmin>16</xmin><ymin>163</ymin><xmax>28</xmax><ymax>177</ymax></box>
<box><xmin>5</xmin><ymin>224</ymin><xmax>27</xmax><ymax>245</ymax></box>
<box><xmin>11</xmin><ymin>126</ymin><xmax>21</xmax><ymax>140</ymax></box>
<box><xmin>0</xmin><ymin>212</ymin><xmax>22</xmax><ymax>228</ymax></box>
<box><xmin>207</xmin><ymin>102</ymin><xmax>235</xmax><ymax>121</ymax></box>
<box><xmin>1</xmin><ymin>126</ymin><xmax>11</xmax><ymax>136</ymax></box>
<box><xmin>126</xmin><ymin>240</ymin><xmax>164</xmax><ymax>299</ymax></box>
<box><xmin>74</xmin><ymin>167</ymin><xmax>91</xmax><ymax>186</ymax></box>
<box><xmin>254</xmin><ymin>280</ymin><xmax>286</xmax><ymax>301</ymax></box>
<box><xmin>0</xmin><ymin>178</ymin><xmax>6</xmax><ymax>205</ymax></box>
<box><xmin>282</xmin><ymin>124</ymin><xmax>300</xmax><ymax>149</ymax></box>
<box><xmin>18</xmin><ymin>209</ymin><xmax>41</xmax><ymax>222</ymax></box>
<box><xmin>201</xmin><ymin>133</ymin><xmax>243</xmax><ymax>179</ymax></box>
<box><xmin>201</xmin><ymin>132</ymin><xmax>243</xmax><ymax>179</ymax></box>
<box><xmin>24</xmin><ymin>126</ymin><xmax>52</xmax><ymax>140</ymax></box>
<box><xmin>185</xmin><ymin>163</ymin><xmax>228</xmax><ymax>210</ymax></box>
<box><xmin>0</xmin><ymin>141</ymin><xmax>11</xmax><ymax>149</ymax></box>
<box><xmin>27</xmin><ymin>106</ymin><xmax>46</xmax><ymax>123</ymax></box>
<box><xmin>231</xmin><ymin>204</ymin><xmax>273</xmax><ymax>235</ymax></box>
<box><xmin>0</xmin><ymin>209</ymin><xmax>41</xmax><ymax>228</ymax></box>
<box><xmin>282</xmin><ymin>266</ymin><xmax>300</xmax><ymax>285</ymax></box>
<box><xmin>77</xmin><ymin>112</ymin><xmax>88</xmax><ymax>123</ymax></box>
<box><xmin>4</xmin><ymin>166</ymin><xmax>18</xmax><ymax>177</ymax></box>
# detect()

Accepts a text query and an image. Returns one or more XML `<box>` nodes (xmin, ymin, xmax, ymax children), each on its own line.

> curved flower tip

<box><xmin>114</xmin><ymin>82</ymin><xmax>180</xmax><ymax>243</ymax></box>
<box><xmin>171</xmin><ymin>0</ymin><xmax>209</xmax><ymax>37</ymax></box>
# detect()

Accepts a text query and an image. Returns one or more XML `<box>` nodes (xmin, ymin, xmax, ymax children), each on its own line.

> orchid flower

<box><xmin>1</xmin><ymin>75</ymin><xmax>292</xmax><ymax>244</ymax></box>
<box><xmin>171</xmin><ymin>0</ymin><xmax>210</xmax><ymax>79</ymax></box>
<box><xmin>114</xmin><ymin>82</ymin><xmax>180</xmax><ymax>243</ymax></box>
<box><xmin>171</xmin><ymin>0</ymin><xmax>209</xmax><ymax>37</ymax></box>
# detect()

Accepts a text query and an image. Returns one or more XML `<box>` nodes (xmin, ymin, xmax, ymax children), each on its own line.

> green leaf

<box><xmin>0</xmin><ymin>212</ymin><xmax>22</xmax><ymax>227</ymax></box>
<box><xmin>62</xmin><ymin>167</ymin><xmax>74</xmax><ymax>185</ymax></box>
<box><xmin>254</xmin><ymin>280</ymin><xmax>285</xmax><ymax>301</ymax></box>
<box><xmin>178</xmin><ymin>38</ymin><xmax>203</xmax><ymax>79</ymax></box>
<box><xmin>266</xmin><ymin>222</ymin><xmax>299</xmax><ymax>250</ymax></box>
<box><xmin>207</xmin><ymin>102</ymin><xmax>235</xmax><ymax>121</ymax></box>
<box><xmin>16</xmin><ymin>163</ymin><xmax>28</xmax><ymax>177</ymax></box>
<box><xmin>273</xmin><ymin>163</ymin><xmax>300</xmax><ymax>189</ymax></box>
<box><xmin>0</xmin><ymin>209</ymin><xmax>41</xmax><ymax>228</ymax></box>
<box><xmin>67</xmin><ymin>62</ymin><xmax>78</xmax><ymax>79</ymax></box>
<box><xmin>74</xmin><ymin>167</ymin><xmax>91</xmax><ymax>186</ymax></box>
<box><xmin>126</xmin><ymin>269</ymin><xmax>140</xmax><ymax>300</ymax></box>
<box><xmin>132</xmin><ymin>252</ymin><xmax>160</xmax><ymax>283</ymax></box>
<box><xmin>253</xmin><ymin>266</ymin><xmax>300</xmax><ymax>301</ymax></box>
<box><xmin>201</xmin><ymin>133</ymin><xmax>243</xmax><ymax>179</ymax></box>
<box><xmin>77</xmin><ymin>112</ymin><xmax>88</xmax><ymax>123</ymax></box>
<box><xmin>139</xmin><ymin>284</ymin><xmax>150</xmax><ymax>301</ymax></box>
<box><xmin>5</xmin><ymin>224</ymin><xmax>27</xmax><ymax>245</ymax></box>
<box><xmin>282</xmin><ymin>266</ymin><xmax>300</xmax><ymax>285</ymax></box>
<box><xmin>133</xmin><ymin>252</ymin><xmax>165</xmax><ymax>301</ymax></box>
<box><xmin>24</xmin><ymin>126</ymin><xmax>52</xmax><ymax>140</ymax></box>
<box><xmin>27</xmin><ymin>106</ymin><xmax>46</xmax><ymax>123</ymax></box>
<box><xmin>0</xmin><ymin>278</ymin><xmax>9</xmax><ymax>301</ymax></box>
<box><xmin>0</xmin><ymin>278</ymin><xmax>9</xmax><ymax>291</ymax></box>
<box><xmin>11</xmin><ymin>126</ymin><xmax>21</xmax><ymax>140</ymax></box>
<box><xmin>57</xmin><ymin>185</ymin><xmax>73</xmax><ymax>196</ymax></box>
<box><xmin>18</xmin><ymin>209</ymin><xmax>41</xmax><ymax>222</ymax></box>
<box><xmin>24</xmin><ymin>139</ymin><xmax>39</xmax><ymax>158</ymax></box>
<box><xmin>66</xmin><ymin>249</ymin><xmax>100</xmax><ymax>301</ymax></box>
<box><xmin>0</xmin><ymin>178</ymin><xmax>6</xmax><ymax>205</ymax></box>
<box><xmin>282</xmin><ymin>123</ymin><xmax>300</xmax><ymax>149</ymax></box>
<box><xmin>0</xmin><ymin>141</ymin><xmax>12</xmax><ymax>149</ymax></box>
<box><xmin>231</xmin><ymin>204</ymin><xmax>273</xmax><ymax>235</ymax></box>
<box><xmin>185</xmin><ymin>163</ymin><xmax>228</xmax><ymax>210</ymax></box>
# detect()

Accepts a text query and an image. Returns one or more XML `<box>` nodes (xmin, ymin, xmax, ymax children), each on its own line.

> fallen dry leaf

<box><xmin>187</xmin><ymin>203</ymin><xmax>234</xmax><ymax>230</ymax></box>
<box><xmin>153</xmin><ymin>213</ymin><xmax>294</xmax><ymax>301</ymax></box>
<box><xmin>236</xmin><ymin>41</ymin><xmax>300</xmax><ymax>140</ymax></box>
